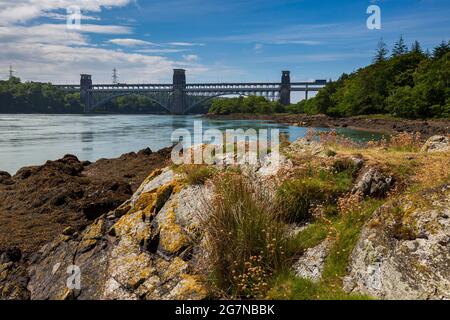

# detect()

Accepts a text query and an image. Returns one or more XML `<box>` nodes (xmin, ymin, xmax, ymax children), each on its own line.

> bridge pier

<box><xmin>80</xmin><ymin>74</ymin><xmax>93</xmax><ymax>113</ymax></box>
<box><xmin>171</xmin><ymin>69</ymin><xmax>186</xmax><ymax>114</ymax></box>
<box><xmin>280</xmin><ymin>71</ymin><xmax>291</xmax><ymax>106</ymax></box>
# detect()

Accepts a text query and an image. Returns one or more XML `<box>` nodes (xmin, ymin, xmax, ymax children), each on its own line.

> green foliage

<box><xmin>277</xmin><ymin>178</ymin><xmax>329</xmax><ymax>223</ymax></box>
<box><xmin>432</xmin><ymin>40</ymin><xmax>450</xmax><ymax>59</ymax></box>
<box><xmin>373</xmin><ymin>38</ymin><xmax>389</xmax><ymax>63</ymax></box>
<box><xmin>209</xmin><ymin>96</ymin><xmax>285</xmax><ymax>115</ymax></box>
<box><xmin>392</xmin><ymin>35</ymin><xmax>409</xmax><ymax>57</ymax></box>
<box><xmin>276</xmin><ymin>167</ymin><xmax>354</xmax><ymax>223</ymax></box>
<box><xmin>0</xmin><ymin>78</ymin><xmax>83</xmax><ymax>113</ymax></box>
<box><xmin>300</xmin><ymin>39</ymin><xmax>449</xmax><ymax>119</ymax></box>
<box><xmin>0</xmin><ymin>79</ymin><xmax>177</xmax><ymax>114</ymax></box>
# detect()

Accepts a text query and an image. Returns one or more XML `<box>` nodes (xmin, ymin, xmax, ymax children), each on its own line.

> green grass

<box><xmin>268</xmin><ymin>199</ymin><xmax>383</xmax><ymax>300</ymax></box>
<box><xmin>286</xmin><ymin>220</ymin><xmax>330</xmax><ymax>258</ymax></box>
<box><xmin>276</xmin><ymin>166</ymin><xmax>355</xmax><ymax>223</ymax></box>
<box><xmin>267</xmin><ymin>272</ymin><xmax>371</xmax><ymax>300</ymax></box>
<box><xmin>322</xmin><ymin>199</ymin><xmax>382</xmax><ymax>286</ymax></box>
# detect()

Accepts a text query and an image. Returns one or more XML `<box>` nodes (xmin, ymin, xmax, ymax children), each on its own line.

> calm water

<box><xmin>0</xmin><ymin>114</ymin><xmax>383</xmax><ymax>174</ymax></box>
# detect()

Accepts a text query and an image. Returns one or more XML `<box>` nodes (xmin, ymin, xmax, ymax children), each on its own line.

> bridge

<box><xmin>56</xmin><ymin>70</ymin><xmax>327</xmax><ymax>114</ymax></box>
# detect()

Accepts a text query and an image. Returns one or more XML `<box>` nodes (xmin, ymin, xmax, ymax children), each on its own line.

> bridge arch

<box><xmin>89</xmin><ymin>92</ymin><xmax>172</xmax><ymax>114</ymax></box>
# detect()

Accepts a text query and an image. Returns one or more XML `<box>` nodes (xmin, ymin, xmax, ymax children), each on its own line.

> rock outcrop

<box><xmin>293</xmin><ymin>239</ymin><xmax>332</xmax><ymax>282</ymax></box>
<box><xmin>352</xmin><ymin>168</ymin><xmax>393</xmax><ymax>198</ymax></box>
<box><xmin>420</xmin><ymin>135</ymin><xmax>450</xmax><ymax>153</ymax></box>
<box><xmin>344</xmin><ymin>186</ymin><xmax>450</xmax><ymax>300</ymax></box>
<box><xmin>23</xmin><ymin>168</ymin><xmax>213</xmax><ymax>300</ymax></box>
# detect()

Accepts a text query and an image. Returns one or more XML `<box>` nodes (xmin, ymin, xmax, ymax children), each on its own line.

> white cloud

<box><xmin>108</xmin><ymin>38</ymin><xmax>155</xmax><ymax>47</ymax></box>
<box><xmin>0</xmin><ymin>0</ymin><xmax>132</xmax><ymax>26</ymax></box>
<box><xmin>182</xmin><ymin>54</ymin><xmax>199</xmax><ymax>62</ymax></box>
<box><xmin>137</xmin><ymin>49</ymin><xmax>190</xmax><ymax>53</ymax></box>
<box><xmin>168</xmin><ymin>42</ymin><xmax>205</xmax><ymax>47</ymax></box>
<box><xmin>0</xmin><ymin>0</ymin><xmax>211</xmax><ymax>84</ymax></box>
<box><xmin>43</xmin><ymin>12</ymin><xmax>101</xmax><ymax>21</ymax></box>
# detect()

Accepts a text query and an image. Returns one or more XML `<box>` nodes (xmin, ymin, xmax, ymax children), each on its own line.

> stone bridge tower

<box><xmin>280</xmin><ymin>71</ymin><xmax>291</xmax><ymax>106</ymax></box>
<box><xmin>171</xmin><ymin>69</ymin><xmax>186</xmax><ymax>114</ymax></box>
<box><xmin>80</xmin><ymin>74</ymin><xmax>93</xmax><ymax>112</ymax></box>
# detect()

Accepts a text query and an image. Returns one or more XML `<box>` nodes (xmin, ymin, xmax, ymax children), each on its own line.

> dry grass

<box><xmin>177</xmin><ymin>164</ymin><xmax>217</xmax><ymax>185</ymax></box>
<box><xmin>337</xmin><ymin>191</ymin><xmax>364</xmax><ymax>216</ymax></box>
<box><xmin>199</xmin><ymin>172</ymin><xmax>289</xmax><ymax>299</ymax></box>
<box><xmin>367</xmin><ymin>131</ymin><xmax>422</xmax><ymax>152</ymax></box>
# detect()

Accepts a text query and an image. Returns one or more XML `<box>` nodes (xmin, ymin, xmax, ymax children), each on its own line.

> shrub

<box><xmin>332</xmin><ymin>158</ymin><xmax>358</xmax><ymax>175</ymax></box>
<box><xmin>276</xmin><ymin>164</ymin><xmax>357</xmax><ymax>224</ymax></box>
<box><xmin>200</xmin><ymin>173</ymin><xmax>288</xmax><ymax>298</ymax></box>
<box><xmin>276</xmin><ymin>178</ymin><xmax>328</xmax><ymax>223</ymax></box>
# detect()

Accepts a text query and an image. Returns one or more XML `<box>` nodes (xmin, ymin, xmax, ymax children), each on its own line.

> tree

<box><xmin>392</xmin><ymin>35</ymin><xmax>408</xmax><ymax>57</ymax></box>
<box><xmin>432</xmin><ymin>40</ymin><xmax>450</xmax><ymax>59</ymax></box>
<box><xmin>373</xmin><ymin>38</ymin><xmax>389</xmax><ymax>63</ymax></box>
<box><xmin>411</xmin><ymin>40</ymin><xmax>423</xmax><ymax>54</ymax></box>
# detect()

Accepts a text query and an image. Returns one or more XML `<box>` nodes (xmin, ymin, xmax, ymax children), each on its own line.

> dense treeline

<box><xmin>0</xmin><ymin>77</ymin><xmax>209</xmax><ymax>114</ymax></box>
<box><xmin>0</xmin><ymin>77</ymin><xmax>83</xmax><ymax>113</ymax></box>
<box><xmin>288</xmin><ymin>38</ymin><xmax>450</xmax><ymax>119</ymax></box>
<box><xmin>210</xmin><ymin>39</ymin><xmax>450</xmax><ymax>119</ymax></box>
<box><xmin>209</xmin><ymin>96</ymin><xmax>285</xmax><ymax>115</ymax></box>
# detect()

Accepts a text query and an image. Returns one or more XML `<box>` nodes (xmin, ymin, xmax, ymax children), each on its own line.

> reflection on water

<box><xmin>0</xmin><ymin>114</ymin><xmax>384</xmax><ymax>174</ymax></box>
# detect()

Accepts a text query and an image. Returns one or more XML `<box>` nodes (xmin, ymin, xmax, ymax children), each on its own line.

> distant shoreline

<box><xmin>204</xmin><ymin>113</ymin><xmax>450</xmax><ymax>138</ymax></box>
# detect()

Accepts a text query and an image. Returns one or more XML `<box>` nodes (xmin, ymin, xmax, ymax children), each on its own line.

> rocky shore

<box><xmin>1</xmin><ymin>134</ymin><xmax>449</xmax><ymax>300</ymax></box>
<box><xmin>205</xmin><ymin>114</ymin><xmax>450</xmax><ymax>138</ymax></box>
<box><xmin>0</xmin><ymin>147</ymin><xmax>172</xmax><ymax>256</ymax></box>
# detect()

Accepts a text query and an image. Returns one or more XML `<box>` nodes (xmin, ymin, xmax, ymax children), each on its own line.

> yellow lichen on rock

<box><xmin>111</xmin><ymin>210</ymin><xmax>148</xmax><ymax>245</ymax></box>
<box><xmin>158</xmin><ymin>207</ymin><xmax>190</xmax><ymax>254</ymax></box>
<box><xmin>142</xmin><ymin>168</ymin><xmax>163</xmax><ymax>186</ymax></box>
<box><xmin>79</xmin><ymin>217</ymin><xmax>105</xmax><ymax>252</ymax></box>
<box><xmin>162</xmin><ymin>257</ymin><xmax>189</xmax><ymax>281</ymax></box>
<box><xmin>168</xmin><ymin>274</ymin><xmax>208</xmax><ymax>300</ymax></box>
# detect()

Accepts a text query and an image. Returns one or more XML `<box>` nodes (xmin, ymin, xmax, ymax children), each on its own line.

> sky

<box><xmin>0</xmin><ymin>0</ymin><xmax>449</xmax><ymax>88</ymax></box>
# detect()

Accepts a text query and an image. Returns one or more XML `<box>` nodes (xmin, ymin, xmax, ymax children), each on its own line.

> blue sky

<box><xmin>0</xmin><ymin>0</ymin><xmax>449</xmax><ymax>87</ymax></box>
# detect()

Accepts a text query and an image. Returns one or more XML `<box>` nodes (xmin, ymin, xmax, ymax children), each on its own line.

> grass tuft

<box><xmin>200</xmin><ymin>173</ymin><xmax>289</xmax><ymax>299</ymax></box>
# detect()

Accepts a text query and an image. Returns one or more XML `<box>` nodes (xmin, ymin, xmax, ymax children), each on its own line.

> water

<box><xmin>0</xmin><ymin>114</ymin><xmax>384</xmax><ymax>174</ymax></box>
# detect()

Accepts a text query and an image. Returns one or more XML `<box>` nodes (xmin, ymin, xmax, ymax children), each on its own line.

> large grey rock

<box><xmin>352</xmin><ymin>168</ymin><xmax>393</xmax><ymax>197</ymax></box>
<box><xmin>293</xmin><ymin>238</ymin><xmax>332</xmax><ymax>282</ymax></box>
<box><xmin>420</xmin><ymin>135</ymin><xmax>450</xmax><ymax>153</ymax></box>
<box><xmin>344</xmin><ymin>187</ymin><xmax>450</xmax><ymax>300</ymax></box>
